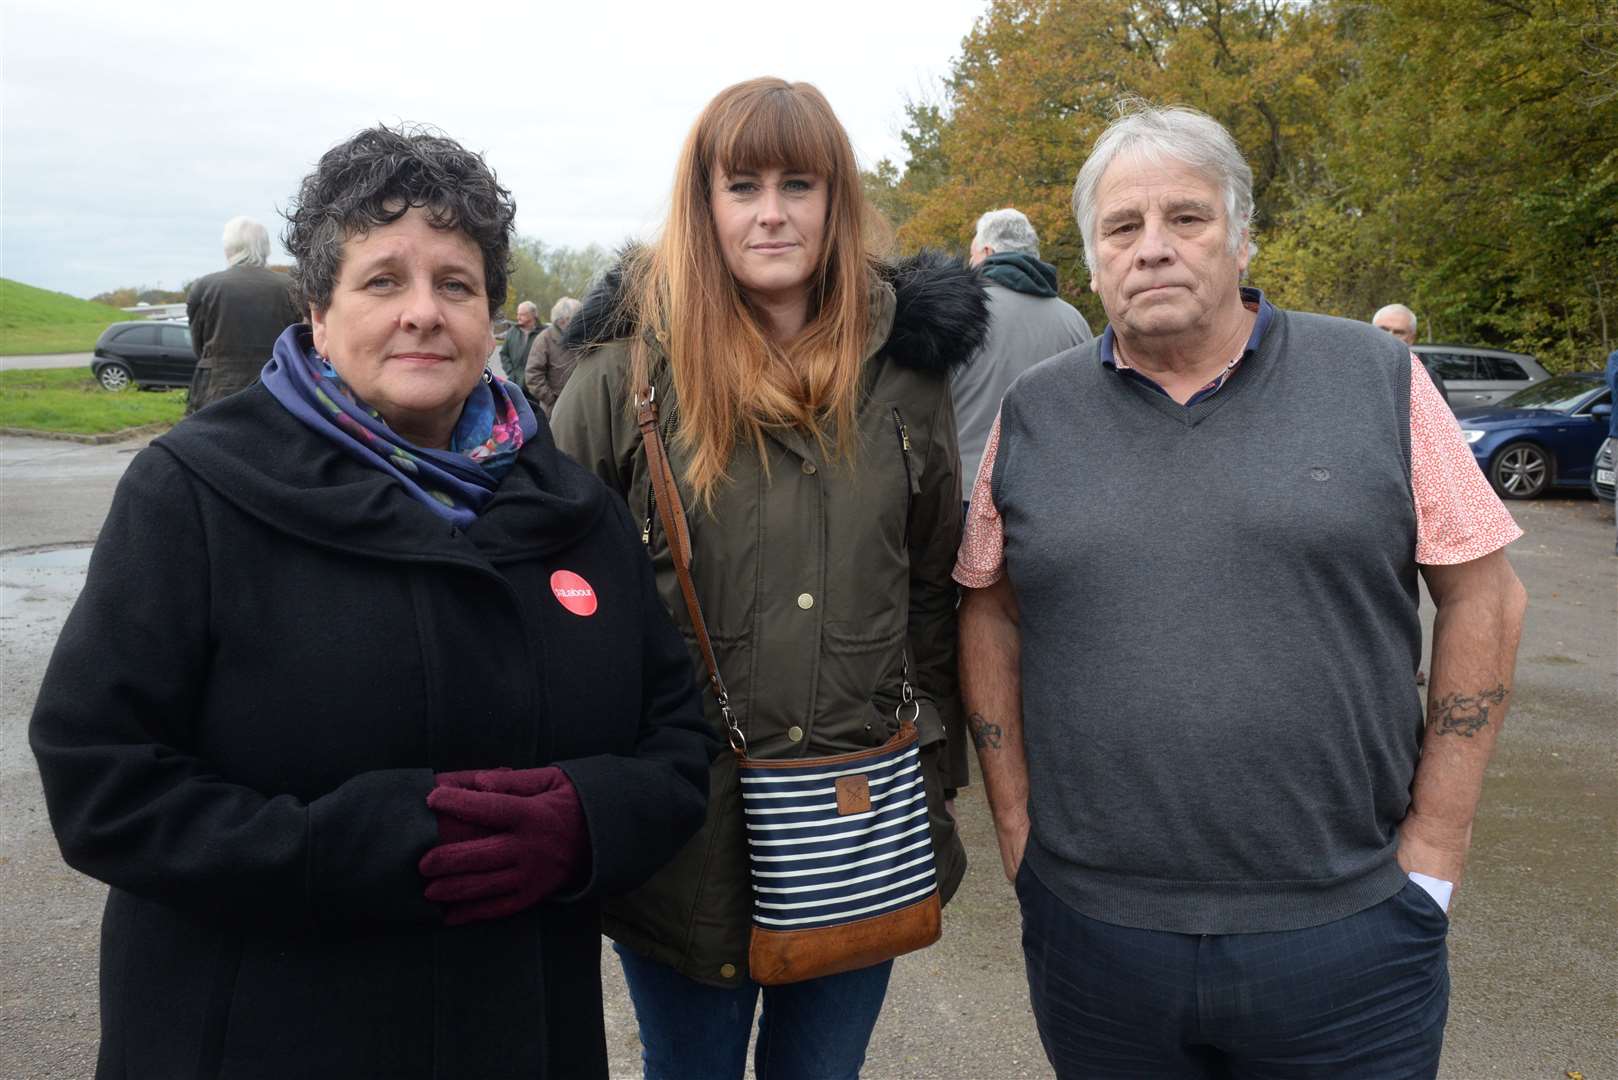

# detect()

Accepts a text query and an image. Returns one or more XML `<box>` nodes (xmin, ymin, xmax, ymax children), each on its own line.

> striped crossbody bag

<box><xmin>635</xmin><ymin>385</ymin><xmax>943</xmax><ymax>986</ymax></box>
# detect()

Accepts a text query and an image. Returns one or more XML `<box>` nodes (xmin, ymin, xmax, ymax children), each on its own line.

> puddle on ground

<box><xmin>0</xmin><ymin>545</ymin><xmax>94</xmax><ymax>622</ymax></box>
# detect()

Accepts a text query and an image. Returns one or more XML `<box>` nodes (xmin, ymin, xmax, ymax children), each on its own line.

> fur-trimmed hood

<box><xmin>564</xmin><ymin>249</ymin><xmax>990</xmax><ymax>375</ymax></box>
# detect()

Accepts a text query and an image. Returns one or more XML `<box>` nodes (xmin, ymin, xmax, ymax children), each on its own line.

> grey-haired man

<box><xmin>956</xmin><ymin>104</ymin><xmax>1526</xmax><ymax>1078</ymax></box>
<box><xmin>1376</xmin><ymin>302</ymin><xmax>1448</xmax><ymax>405</ymax></box>
<box><xmin>953</xmin><ymin>208</ymin><xmax>1091</xmax><ymax>501</ymax></box>
<box><xmin>185</xmin><ymin>217</ymin><xmax>302</xmax><ymax>414</ymax></box>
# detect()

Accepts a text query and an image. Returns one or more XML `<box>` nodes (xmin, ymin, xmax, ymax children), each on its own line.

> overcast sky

<box><xmin>0</xmin><ymin>0</ymin><xmax>985</xmax><ymax>299</ymax></box>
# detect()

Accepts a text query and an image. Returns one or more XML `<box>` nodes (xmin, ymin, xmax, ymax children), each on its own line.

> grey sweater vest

<box><xmin>994</xmin><ymin>308</ymin><xmax>1422</xmax><ymax>933</ymax></box>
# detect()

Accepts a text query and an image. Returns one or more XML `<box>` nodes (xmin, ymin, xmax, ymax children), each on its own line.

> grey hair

<box><xmin>973</xmin><ymin>208</ymin><xmax>1040</xmax><ymax>258</ymax></box>
<box><xmin>222</xmin><ymin>216</ymin><xmax>271</xmax><ymax>268</ymax></box>
<box><xmin>1072</xmin><ymin>101</ymin><xmax>1255</xmax><ymax>274</ymax></box>
<box><xmin>517</xmin><ymin>301</ymin><xmax>538</xmax><ymax>318</ymax></box>
<box><xmin>283</xmin><ymin>124</ymin><xmax>516</xmax><ymax>317</ymax></box>
<box><xmin>550</xmin><ymin>296</ymin><xmax>582</xmax><ymax>325</ymax></box>
<box><xmin>1373</xmin><ymin>303</ymin><xmax>1417</xmax><ymax>333</ymax></box>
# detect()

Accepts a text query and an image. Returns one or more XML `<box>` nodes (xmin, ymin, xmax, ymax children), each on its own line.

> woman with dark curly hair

<box><xmin>29</xmin><ymin>125</ymin><xmax>716</xmax><ymax>1078</ymax></box>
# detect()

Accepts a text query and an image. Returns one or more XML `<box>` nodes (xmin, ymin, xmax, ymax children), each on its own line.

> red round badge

<box><xmin>549</xmin><ymin>570</ymin><xmax>598</xmax><ymax>617</ymax></box>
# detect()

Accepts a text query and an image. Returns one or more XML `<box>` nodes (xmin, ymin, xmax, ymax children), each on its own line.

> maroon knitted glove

<box><xmin>430</xmin><ymin>770</ymin><xmax>504</xmax><ymax>845</ymax></box>
<box><xmin>419</xmin><ymin>767</ymin><xmax>588</xmax><ymax>926</ymax></box>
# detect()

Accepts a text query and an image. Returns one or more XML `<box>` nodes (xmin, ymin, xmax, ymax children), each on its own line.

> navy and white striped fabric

<box><xmin>740</xmin><ymin>739</ymin><xmax>937</xmax><ymax>931</ymax></box>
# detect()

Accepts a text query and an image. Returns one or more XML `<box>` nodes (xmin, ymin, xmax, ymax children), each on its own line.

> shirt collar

<box><xmin>1099</xmin><ymin>287</ymin><xmax>1272</xmax><ymax>370</ymax></box>
<box><xmin>1098</xmin><ymin>287</ymin><xmax>1273</xmax><ymax>406</ymax></box>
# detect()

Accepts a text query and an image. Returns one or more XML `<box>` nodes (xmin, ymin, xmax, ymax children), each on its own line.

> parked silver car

<box><xmin>1592</xmin><ymin>436</ymin><xmax>1615</xmax><ymax>504</ymax></box>
<box><xmin>1412</xmin><ymin>344</ymin><xmax>1549</xmax><ymax>408</ymax></box>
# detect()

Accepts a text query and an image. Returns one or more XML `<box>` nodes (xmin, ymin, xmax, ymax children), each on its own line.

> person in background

<box><xmin>958</xmin><ymin>102</ymin><xmax>1526</xmax><ymax>1079</ymax></box>
<box><xmin>953</xmin><ymin>207</ymin><xmax>1091</xmax><ymax>509</ymax></box>
<box><xmin>1375</xmin><ymin>301</ymin><xmax>1448</xmax><ymax>405</ymax></box>
<box><xmin>501</xmin><ymin>300</ymin><xmax>544</xmax><ymax>386</ymax></box>
<box><xmin>552</xmin><ymin>77</ymin><xmax>981</xmax><ymax>1080</ymax></box>
<box><xmin>184</xmin><ymin>216</ymin><xmax>302</xmax><ymax>413</ymax></box>
<box><xmin>30</xmin><ymin>125</ymin><xmax>714</xmax><ymax>1079</ymax></box>
<box><xmin>525</xmin><ymin>295</ymin><xmax>583</xmax><ymax>415</ymax></box>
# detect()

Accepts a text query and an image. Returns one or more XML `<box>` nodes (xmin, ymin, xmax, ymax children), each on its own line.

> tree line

<box><xmin>502</xmin><ymin>239</ymin><xmax>614</xmax><ymax>324</ymax></box>
<box><xmin>864</xmin><ymin>0</ymin><xmax>1617</xmax><ymax>371</ymax></box>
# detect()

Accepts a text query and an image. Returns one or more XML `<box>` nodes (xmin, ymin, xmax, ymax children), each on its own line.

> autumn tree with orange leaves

<box><xmin>870</xmin><ymin>0</ymin><xmax>1617</xmax><ymax>369</ymax></box>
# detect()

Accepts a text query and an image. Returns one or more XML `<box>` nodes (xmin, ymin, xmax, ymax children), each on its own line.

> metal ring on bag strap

<box><xmin>895</xmin><ymin>650</ymin><xmax>920</xmax><ymax>725</ymax></box>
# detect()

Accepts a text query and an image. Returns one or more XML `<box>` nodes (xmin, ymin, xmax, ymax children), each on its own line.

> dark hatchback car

<box><xmin>91</xmin><ymin>320</ymin><xmax>196</xmax><ymax>391</ymax></box>
<box><xmin>1455</xmin><ymin>372</ymin><xmax>1613</xmax><ymax>499</ymax></box>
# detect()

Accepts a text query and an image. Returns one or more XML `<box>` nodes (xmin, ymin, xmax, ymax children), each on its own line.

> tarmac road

<box><xmin>0</xmin><ymin>353</ymin><xmax>94</xmax><ymax>372</ymax></box>
<box><xmin>1</xmin><ymin>432</ymin><xmax>1613</xmax><ymax>1079</ymax></box>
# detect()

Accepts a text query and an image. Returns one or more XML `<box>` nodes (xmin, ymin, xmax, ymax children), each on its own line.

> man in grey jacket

<box><xmin>953</xmin><ymin>209</ymin><xmax>1091</xmax><ymax>499</ymax></box>
<box><xmin>185</xmin><ymin>217</ymin><xmax>302</xmax><ymax>414</ymax></box>
<box><xmin>956</xmin><ymin>103</ymin><xmax>1526</xmax><ymax>1079</ymax></box>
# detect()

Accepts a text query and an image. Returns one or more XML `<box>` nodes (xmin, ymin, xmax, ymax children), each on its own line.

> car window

<box><xmin>1481</xmin><ymin>356</ymin><xmax>1528</xmax><ymax>380</ymax></box>
<box><xmin>1499</xmin><ymin>376</ymin><xmax>1602</xmax><ymax>412</ymax></box>
<box><xmin>1573</xmin><ymin>389</ymin><xmax>1613</xmax><ymax>415</ymax></box>
<box><xmin>114</xmin><ymin>324</ymin><xmax>161</xmax><ymax>346</ymax></box>
<box><xmin>158</xmin><ymin>325</ymin><xmax>192</xmax><ymax>349</ymax></box>
<box><xmin>1422</xmin><ymin>352</ymin><xmax>1477</xmax><ymax>380</ymax></box>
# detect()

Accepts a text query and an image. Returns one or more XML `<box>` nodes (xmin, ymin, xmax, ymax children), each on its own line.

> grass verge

<box><xmin>0</xmin><ymin>368</ymin><xmax>185</xmax><ymax>435</ymax></box>
<box><xmin>0</xmin><ymin>278</ymin><xmax>136</xmax><ymax>356</ymax></box>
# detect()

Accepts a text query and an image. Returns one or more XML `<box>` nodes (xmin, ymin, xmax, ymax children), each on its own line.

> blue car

<box><xmin>1456</xmin><ymin>372</ymin><xmax>1614</xmax><ymax>499</ymax></box>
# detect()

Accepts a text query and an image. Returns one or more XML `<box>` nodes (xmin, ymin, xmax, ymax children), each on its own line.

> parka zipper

<box><xmin>892</xmin><ymin>408</ymin><xmax>914</xmax><ymax>548</ymax></box>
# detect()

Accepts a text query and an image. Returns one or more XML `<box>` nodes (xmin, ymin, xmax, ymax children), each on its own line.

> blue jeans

<box><xmin>1017</xmin><ymin>862</ymin><xmax>1450</xmax><ymax>1079</ymax></box>
<box><xmin>615</xmin><ymin>943</ymin><xmax>893</xmax><ymax>1080</ymax></box>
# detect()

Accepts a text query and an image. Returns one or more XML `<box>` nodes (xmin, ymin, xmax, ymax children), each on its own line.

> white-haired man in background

<box><xmin>1376</xmin><ymin>301</ymin><xmax>1448</xmax><ymax>405</ymax></box>
<box><xmin>185</xmin><ymin>217</ymin><xmax>302</xmax><ymax>414</ymax></box>
<box><xmin>954</xmin><ymin>208</ymin><xmax>1092</xmax><ymax>510</ymax></box>
<box><xmin>955</xmin><ymin>103</ymin><xmax>1526</xmax><ymax>1078</ymax></box>
<box><xmin>499</xmin><ymin>301</ymin><xmax>543</xmax><ymax>390</ymax></box>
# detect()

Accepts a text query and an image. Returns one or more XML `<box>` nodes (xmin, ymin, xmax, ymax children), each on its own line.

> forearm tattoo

<box><xmin>1429</xmin><ymin>684</ymin><xmax>1508</xmax><ymax>737</ymax></box>
<box><xmin>968</xmin><ymin>712</ymin><xmax>1003</xmax><ymax>751</ymax></box>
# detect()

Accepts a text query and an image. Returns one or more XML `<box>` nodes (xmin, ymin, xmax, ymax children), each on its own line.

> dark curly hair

<box><xmin>283</xmin><ymin>125</ymin><xmax>516</xmax><ymax>317</ymax></box>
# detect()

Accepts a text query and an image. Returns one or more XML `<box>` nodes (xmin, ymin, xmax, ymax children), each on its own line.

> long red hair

<box><xmin>624</xmin><ymin>77</ymin><xmax>888</xmax><ymax>505</ymax></box>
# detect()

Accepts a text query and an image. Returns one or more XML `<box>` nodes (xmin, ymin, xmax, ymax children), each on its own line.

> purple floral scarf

<box><xmin>261</xmin><ymin>324</ymin><xmax>537</xmax><ymax>528</ymax></box>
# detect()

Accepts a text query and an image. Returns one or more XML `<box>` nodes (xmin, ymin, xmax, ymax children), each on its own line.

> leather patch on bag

<box><xmin>835</xmin><ymin>775</ymin><xmax>871</xmax><ymax>815</ymax></box>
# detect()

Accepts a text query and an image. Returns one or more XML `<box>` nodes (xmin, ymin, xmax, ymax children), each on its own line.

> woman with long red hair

<box><xmin>553</xmin><ymin>77</ymin><xmax>988</xmax><ymax>1078</ymax></box>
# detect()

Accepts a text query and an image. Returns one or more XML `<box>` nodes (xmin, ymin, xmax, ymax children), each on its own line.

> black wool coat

<box><xmin>29</xmin><ymin>385</ymin><xmax>717</xmax><ymax>1079</ymax></box>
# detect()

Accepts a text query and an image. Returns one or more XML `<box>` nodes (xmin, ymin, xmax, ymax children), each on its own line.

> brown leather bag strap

<box><xmin>635</xmin><ymin>385</ymin><xmax>745</xmax><ymax>754</ymax></box>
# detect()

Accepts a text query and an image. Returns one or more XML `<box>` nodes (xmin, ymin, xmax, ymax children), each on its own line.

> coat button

<box><xmin>787</xmin><ymin>725</ymin><xmax>804</xmax><ymax>743</ymax></box>
<box><xmin>720</xmin><ymin>963</ymin><xmax>737</xmax><ymax>978</ymax></box>
<box><xmin>801</xmin><ymin>460</ymin><xmax>817</xmax><ymax>475</ymax></box>
<box><xmin>797</xmin><ymin>592</ymin><xmax>814</xmax><ymax>610</ymax></box>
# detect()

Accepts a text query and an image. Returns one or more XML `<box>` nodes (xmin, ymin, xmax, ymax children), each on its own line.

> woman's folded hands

<box><xmin>419</xmin><ymin>766</ymin><xmax>589</xmax><ymax>926</ymax></box>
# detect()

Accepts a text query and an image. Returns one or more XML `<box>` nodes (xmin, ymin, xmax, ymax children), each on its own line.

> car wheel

<box><xmin>97</xmin><ymin>363</ymin><xmax>134</xmax><ymax>392</ymax></box>
<box><xmin>1489</xmin><ymin>441</ymin><xmax>1551</xmax><ymax>499</ymax></box>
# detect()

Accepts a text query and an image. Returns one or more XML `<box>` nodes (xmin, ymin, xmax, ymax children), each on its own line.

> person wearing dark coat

<box><xmin>184</xmin><ymin>216</ymin><xmax>303</xmax><ymax>413</ymax></box>
<box><xmin>500</xmin><ymin>300</ymin><xmax>543</xmax><ymax>387</ymax></box>
<box><xmin>524</xmin><ymin>296</ymin><xmax>583</xmax><ymax>415</ymax></box>
<box><xmin>29</xmin><ymin>126</ymin><xmax>715</xmax><ymax>1080</ymax></box>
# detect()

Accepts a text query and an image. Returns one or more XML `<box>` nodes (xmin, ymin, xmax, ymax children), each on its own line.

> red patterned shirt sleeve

<box><xmin>1409</xmin><ymin>356</ymin><xmax>1524</xmax><ymax>564</ymax></box>
<box><xmin>953</xmin><ymin>412</ymin><xmax>1007</xmax><ymax>588</ymax></box>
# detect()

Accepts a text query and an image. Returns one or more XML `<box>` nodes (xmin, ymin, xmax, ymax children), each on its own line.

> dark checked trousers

<box><xmin>1016</xmin><ymin>861</ymin><xmax>1450</xmax><ymax>1079</ymax></box>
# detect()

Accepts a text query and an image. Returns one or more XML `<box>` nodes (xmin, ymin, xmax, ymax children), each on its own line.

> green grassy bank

<box><xmin>0</xmin><ymin>367</ymin><xmax>184</xmax><ymax>435</ymax></box>
<box><xmin>0</xmin><ymin>279</ymin><xmax>137</xmax><ymax>356</ymax></box>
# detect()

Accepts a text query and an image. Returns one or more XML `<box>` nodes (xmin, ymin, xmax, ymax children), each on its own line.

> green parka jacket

<box><xmin>551</xmin><ymin>252</ymin><xmax>989</xmax><ymax>987</ymax></box>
